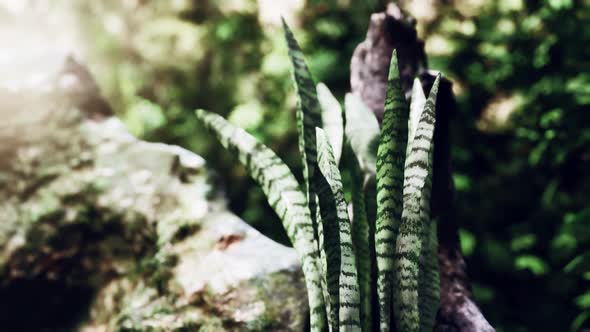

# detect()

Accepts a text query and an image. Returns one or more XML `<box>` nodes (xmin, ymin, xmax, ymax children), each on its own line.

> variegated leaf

<box><xmin>376</xmin><ymin>50</ymin><xmax>409</xmax><ymax>331</ymax></box>
<box><xmin>317</xmin><ymin>82</ymin><xmax>344</xmax><ymax>165</ymax></box>
<box><xmin>345</xmin><ymin>93</ymin><xmax>380</xmax><ymax>176</ymax></box>
<box><xmin>195</xmin><ymin>109</ymin><xmax>326</xmax><ymax>331</ymax></box>
<box><xmin>417</xmin><ymin>77</ymin><xmax>440</xmax><ymax>332</ymax></box>
<box><xmin>282</xmin><ymin>18</ymin><xmax>323</xmax><ymax>227</ymax></box>
<box><xmin>316</xmin><ymin>127</ymin><xmax>362</xmax><ymax>331</ymax></box>
<box><xmin>419</xmin><ymin>220</ymin><xmax>440</xmax><ymax>332</ymax></box>
<box><xmin>394</xmin><ymin>75</ymin><xmax>440</xmax><ymax>332</ymax></box>
<box><xmin>347</xmin><ymin>145</ymin><xmax>373</xmax><ymax>332</ymax></box>
<box><xmin>407</xmin><ymin>77</ymin><xmax>426</xmax><ymax>157</ymax></box>
<box><xmin>282</xmin><ymin>21</ymin><xmax>335</xmax><ymax>329</ymax></box>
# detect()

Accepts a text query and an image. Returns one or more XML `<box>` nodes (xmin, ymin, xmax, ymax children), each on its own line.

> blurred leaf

<box><xmin>453</xmin><ymin>174</ymin><xmax>471</xmax><ymax>191</ymax></box>
<box><xmin>575</xmin><ymin>292</ymin><xmax>590</xmax><ymax>309</ymax></box>
<box><xmin>566</xmin><ymin>74</ymin><xmax>590</xmax><ymax>104</ymax></box>
<box><xmin>472</xmin><ymin>283</ymin><xmax>495</xmax><ymax>303</ymax></box>
<box><xmin>564</xmin><ymin>253</ymin><xmax>590</xmax><ymax>274</ymax></box>
<box><xmin>551</xmin><ymin>233</ymin><xmax>577</xmax><ymax>259</ymax></box>
<box><xmin>315</xmin><ymin>19</ymin><xmax>346</xmax><ymax>38</ymax></box>
<box><xmin>515</xmin><ymin>255</ymin><xmax>550</xmax><ymax>276</ymax></box>
<box><xmin>124</xmin><ymin>99</ymin><xmax>166</xmax><ymax>137</ymax></box>
<box><xmin>482</xmin><ymin>239</ymin><xmax>513</xmax><ymax>272</ymax></box>
<box><xmin>459</xmin><ymin>229</ymin><xmax>476</xmax><ymax>257</ymax></box>
<box><xmin>548</xmin><ymin>0</ymin><xmax>573</xmax><ymax>10</ymax></box>
<box><xmin>261</xmin><ymin>51</ymin><xmax>291</xmax><ymax>77</ymax></box>
<box><xmin>529</xmin><ymin>141</ymin><xmax>548</xmax><ymax>166</ymax></box>
<box><xmin>510</xmin><ymin>234</ymin><xmax>537</xmax><ymax>251</ymax></box>
<box><xmin>228</xmin><ymin>101</ymin><xmax>264</xmax><ymax>131</ymax></box>
<box><xmin>533</xmin><ymin>35</ymin><xmax>557</xmax><ymax>68</ymax></box>
<box><xmin>541</xmin><ymin>180</ymin><xmax>559</xmax><ymax>208</ymax></box>
<box><xmin>308</xmin><ymin>50</ymin><xmax>339</xmax><ymax>82</ymax></box>
<box><xmin>572</xmin><ymin>311</ymin><xmax>590</xmax><ymax>332</ymax></box>
<box><xmin>540</xmin><ymin>109</ymin><xmax>563</xmax><ymax>128</ymax></box>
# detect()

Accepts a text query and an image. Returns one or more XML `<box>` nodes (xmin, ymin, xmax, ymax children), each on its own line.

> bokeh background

<box><xmin>1</xmin><ymin>0</ymin><xmax>589</xmax><ymax>331</ymax></box>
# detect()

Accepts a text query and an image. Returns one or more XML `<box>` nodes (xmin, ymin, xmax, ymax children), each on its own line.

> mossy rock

<box><xmin>0</xmin><ymin>55</ymin><xmax>308</xmax><ymax>331</ymax></box>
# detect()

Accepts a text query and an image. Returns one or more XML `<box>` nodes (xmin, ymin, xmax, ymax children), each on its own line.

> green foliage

<box><xmin>283</xmin><ymin>19</ymin><xmax>333</xmax><ymax>330</ymax></box>
<box><xmin>317</xmin><ymin>83</ymin><xmax>344</xmax><ymax>165</ymax></box>
<box><xmin>408</xmin><ymin>78</ymin><xmax>427</xmax><ymax>156</ymax></box>
<box><xmin>413</xmin><ymin>77</ymin><xmax>440</xmax><ymax>332</ymax></box>
<box><xmin>345</xmin><ymin>93</ymin><xmax>380</xmax><ymax>176</ymax></box>
<box><xmin>344</xmin><ymin>89</ymin><xmax>381</xmax><ymax>332</ymax></box>
<box><xmin>196</xmin><ymin>21</ymin><xmax>442</xmax><ymax>331</ymax></box>
<box><xmin>375</xmin><ymin>50</ymin><xmax>409</xmax><ymax>331</ymax></box>
<box><xmin>72</xmin><ymin>1</ymin><xmax>589</xmax><ymax>330</ymax></box>
<box><xmin>348</xmin><ymin>147</ymin><xmax>373</xmax><ymax>332</ymax></box>
<box><xmin>194</xmin><ymin>109</ymin><xmax>326</xmax><ymax>331</ymax></box>
<box><xmin>316</xmin><ymin>127</ymin><xmax>362</xmax><ymax>330</ymax></box>
<box><xmin>419</xmin><ymin>2</ymin><xmax>590</xmax><ymax>330</ymax></box>
<box><xmin>282</xmin><ymin>18</ymin><xmax>323</xmax><ymax>232</ymax></box>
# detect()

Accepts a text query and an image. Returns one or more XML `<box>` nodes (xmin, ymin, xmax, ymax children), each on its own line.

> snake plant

<box><xmin>195</xmin><ymin>21</ymin><xmax>441</xmax><ymax>332</ymax></box>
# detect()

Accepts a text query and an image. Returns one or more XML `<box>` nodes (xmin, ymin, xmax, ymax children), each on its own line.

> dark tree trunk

<box><xmin>350</xmin><ymin>4</ymin><xmax>495</xmax><ymax>331</ymax></box>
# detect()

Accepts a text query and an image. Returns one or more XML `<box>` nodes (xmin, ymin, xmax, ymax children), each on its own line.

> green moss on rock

<box><xmin>0</xmin><ymin>57</ymin><xmax>307</xmax><ymax>331</ymax></box>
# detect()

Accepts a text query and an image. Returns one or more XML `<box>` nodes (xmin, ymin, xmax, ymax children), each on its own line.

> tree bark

<box><xmin>350</xmin><ymin>4</ymin><xmax>494</xmax><ymax>331</ymax></box>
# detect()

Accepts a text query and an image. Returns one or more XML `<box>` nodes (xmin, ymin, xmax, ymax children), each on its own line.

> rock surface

<box><xmin>0</xmin><ymin>56</ymin><xmax>308</xmax><ymax>331</ymax></box>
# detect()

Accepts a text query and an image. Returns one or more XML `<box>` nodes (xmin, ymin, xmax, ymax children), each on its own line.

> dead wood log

<box><xmin>350</xmin><ymin>4</ymin><xmax>495</xmax><ymax>331</ymax></box>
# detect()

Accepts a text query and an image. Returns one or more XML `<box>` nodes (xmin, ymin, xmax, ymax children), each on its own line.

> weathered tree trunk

<box><xmin>350</xmin><ymin>4</ymin><xmax>494</xmax><ymax>331</ymax></box>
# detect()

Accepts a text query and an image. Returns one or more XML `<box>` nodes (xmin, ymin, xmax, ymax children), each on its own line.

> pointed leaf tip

<box><xmin>376</xmin><ymin>45</ymin><xmax>410</xmax><ymax>331</ymax></box>
<box><xmin>281</xmin><ymin>16</ymin><xmax>292</xmax><ymax>34</ymax></box>
<box><xmin>429</xmin><ymin>74</ymin><xmax>442</xmax><ymax>98</ymax></box>
<box><xmin>388</xmin><ymin>49</ymin><xmax>400</xmax><ymax>80</ymax></box>
<box><xmin>408</xmin><ymin>78</ymin><xmax>426</xmax><ymax>150</ymax></box>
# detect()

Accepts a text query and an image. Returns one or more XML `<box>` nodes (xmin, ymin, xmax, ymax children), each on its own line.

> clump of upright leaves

<box><xmin>196</xmin><ymin>21</ymin><xmax>442</xmax><ymax>332</ymax></box>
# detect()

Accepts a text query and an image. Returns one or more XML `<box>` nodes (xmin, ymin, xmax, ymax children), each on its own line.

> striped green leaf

<box><xmin>315</xmin><ymin>193</ymin><xmax>336</xmax><ymax>331</ymax></box>
<box><xmin>344</xmin><ymin>92</ymin><xmax>380</xmax><ymax>331</ymax></box>
<box><xmin>364</xmin><ymin>176</ymin><xmax>378</xmax><ymax>332</ymax></box>
<box><xmin>281</xmin><ymin>21</ymin><xmax>345</xmax><ymax>331</ymax></box>
<box><xmin>282</xmin><ymin>19</ymin><xmax>335</xmax><ymax>329</ymax></box>
<box><xmin>417</xmin><ymin>77</ymin><xmax>441</xmax><ymax>332</ymax></box>
<box><xmin>407</xmin><ymin>77</ymin><xmax>426</xmax><ymax>157</ymax></box>
<box><xmin>347</xmin><ymin>145</ymin><xmax>373</xmax><ymax>332</ymax></box>
<box><xmin>194</xmin><ymin>109</ymin><xmax>326</xmax><ymax>331</ymax></box>
<box><xmin>282</xmin><ymin>19</ymin><xmax>323</xmax><ymax>230</ymax></box>
<box><xmin>419</xmin><ymin>221</ymin><xmax>440</xmax><ymax>332</ymax></box>
<box><xmin>345</xmin><ymin>93</ymin><xmax>380</xmax><ymax>176</ymax></box>
<box><xmin>394</xmin><ymin>74</ymin><xmax>440</xmax><ymax>332</ymax></box>
<box><xmin>316</xmin><ymin>127</ymin><xmax>362</xmax><ymax>331</ymax></box>
<box><xmin>317</xmin><ymin>82</ymin><xmax>344</xmax><ymax>165</ymax></box>
<box><xmin>375</xmin><ymin>50</ymin><xmax>409</xmax><ymax>331</ymax></box>
<box><xmin>407</xmin><ymin>78</ymin><xmax>439</xmax><ymax>332</ymax></box>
